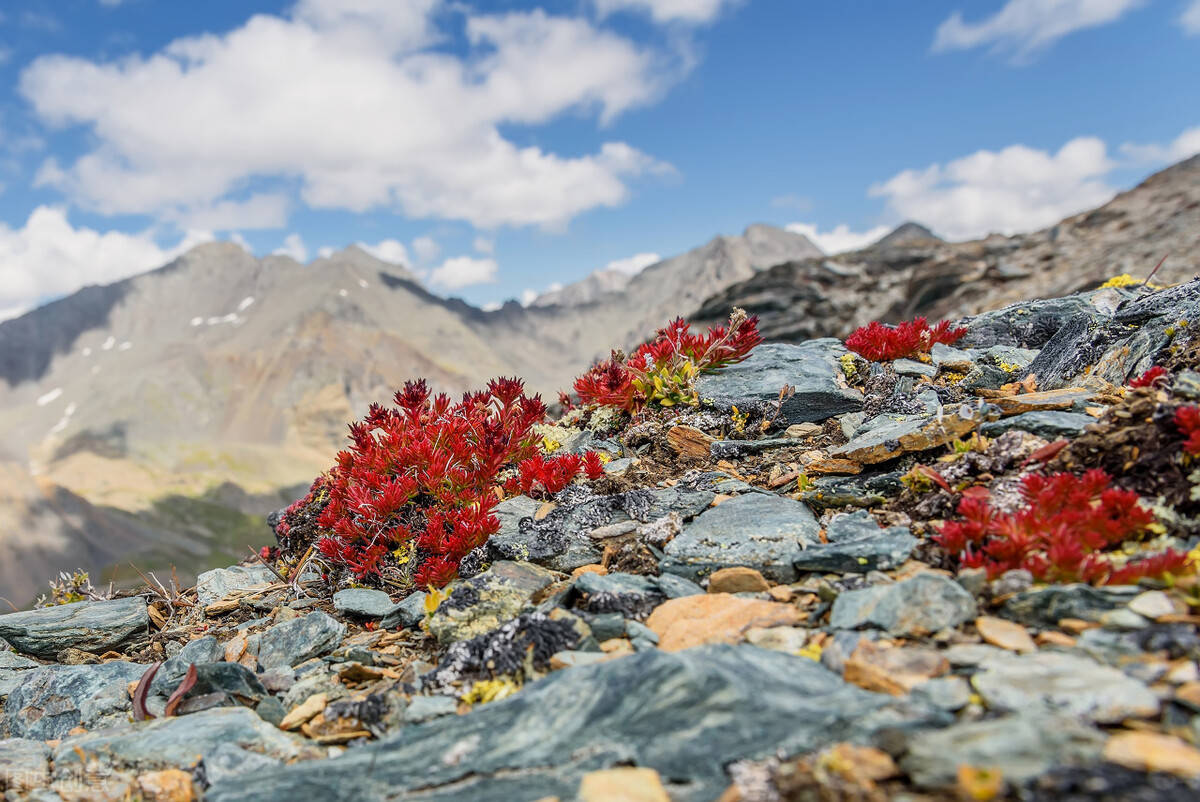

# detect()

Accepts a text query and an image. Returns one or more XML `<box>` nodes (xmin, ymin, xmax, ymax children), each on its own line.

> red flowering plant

<box><xmin>844</xmin><ymin>317</ymin><xmax>967</xmax><ymax>362</ymax></box>
<box><xmin>573</xmin><ymin>308</ymin><xmax>762</xmax><ymax>413</ymax></box>
<box><xmin>276</xmin><ymin>377</ymin><xmax>600</xmax><ymax>589</ymax></box>
<box><xmin>1129</xmin><ymin>366</ymin><xmax>1169</xmax><ymax>389</ymax></box>
<box><xmin>1176</xmin><ymin>405</ymin><xmax>1200</xmax><ymax>457</ymax></box>
<box><xmin>935</xmin><ymin>469</ymin><xmax>1192</xmax><ymax>585</ymax></box>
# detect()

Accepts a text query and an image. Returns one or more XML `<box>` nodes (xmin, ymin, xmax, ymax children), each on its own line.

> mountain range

<box><xmin>0</xmin><ymin>155</ymin><xmax>1196</xmax><ymax>603</ymax></box>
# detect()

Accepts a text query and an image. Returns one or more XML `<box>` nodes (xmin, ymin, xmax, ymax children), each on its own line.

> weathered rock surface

<box><xmin>207</xmin><ymin>645</ymin><xmax>946</xmax><ymax>802</ymax></box>
<box><xmin>792</xmin><ymin>510</ymin><xmax>916</xmax><ymax>573</ymax></box>
<box><xmin>427</xmin><ymin>561</ymin><xmax>557</xmax><ymax>645</ymax></box>
<box><xmin>5</xmin><ymin>661</ymin><xmax>147</xmax><ymax>739</ymax></box>
<box><xmin>257</xmin><ymin>611</ymin><xmax>345</xmax><ymax>669</ymax></box>
<box><xmin>662</xmin><ymin>493</ymin><xmax>820</xmax><ymax>583</ymax></box>
<box><xmin>196</xmin><ymin>565</ymin><xmax>276</xmax><ymax>607</ymax></box>
<box><xmin>830</xmin><ymin>573</ymin><xmax>977</xmax><ymax>636</ymax></box>
<box><xmin>332</xmin><ymin>588</ymin><xmax>396</xmax><ymax>619</ymax></box>
<box><xmin>0</xmin><ymin>738</ymin><xmax>50</xmax><ymax>793</ymax></box>
<box><xmin>0</xmin><ymin>650</ymin><xmax>39</xmax><ymax>697</ymax></box>
<box><xmin>696</xmin><ymin>341</ymin><xmax>863</xmax><ymax>423</ymax></box>
<box><xmin>0</xmin><ymin>597</ymin><xmax>148</xmax><ymax>658</ymax></box>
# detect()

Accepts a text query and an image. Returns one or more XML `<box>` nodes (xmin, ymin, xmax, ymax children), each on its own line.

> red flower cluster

<box><xmin>844</xmin><ymin>317</ymin><xmax>967</xmax><ymax>362</ymax></box>
<box><xmin>1176</xmin><ymin>405</ymin><xmax>1200</xmax><ymax>456</ymax></box>
<box><xmin>294</xmin><ymin>377</ymin><xmax>580</xmax><ymax>588</ymax></box>
<box><xmin>505</xmin><ymin>451</ymin><xmax>605</xmax><ymax>499</ymax></box>
<box><xmin>935</xmin><ymin>470</ymin><xmax>1189</xmax><ymax>585</ymax></box>
<box><xmin>573</xmin><ymin>311</ymin><xmax>762</xmax><ymax>412</ymax></box>
<box><xmin>1129</xmin><ymin>366</ymin><xmax>1169</xmax><ymax>388</ymax></box>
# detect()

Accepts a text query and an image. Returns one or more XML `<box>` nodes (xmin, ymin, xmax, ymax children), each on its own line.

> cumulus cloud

<box><xmin>594</xmin><ymin>0</ymin><xmax>739</xmax><ymax>24</ymax></box>
<box><xmin>1120</xmin><ymin>126</ymin><xmax>1200</xmax><ymax>164</ymax></box>
<box><xmin>868</xmin><ymin>136</ymin><xmax>1117</xmax><ymax>240</ymax></box>
<box><xmin>358</xmin><ymin>238</ymin><xmax>409</xmax><ymax>266</ymax></box>
<box><xmin>273</xmin><ymin>233</ymin><xmax>308</xmax><ymax>262</ymax></box>
<box><xmin>20</xmin><ymin>2</ymin><xmax>676</xmax><ymax>231</ymax></box>
<box><xmin>784</xmin><ymin>223</ymin><xmax>891</xmax><ymax>255</ymax></box>
<box><xmin>473</xmin><ymin>236</ymin><xmax>495</xmax><ymax>254</ymax></box>
<box><xmin>412</xmin><ymin>236</ymin><xmax>440</xmax><ymax>263</ymax></box>
<box><xmin>603</xmin><ymin>251</ymin><xmax>660</xmax><ymax>275</ymax></box>
<box><xmin>0</xmin><ymin>207</ymin><xmax>211</xmax><ymax>319</ymax></box>
<box><xmin>519</xmin><ymin>289</ymin><xmax>539</xmax><ymax>306</ymax></box>
<box><xmin>1184</xmin><ymin>0</ymin><xmax>1200</xmax><ymax>33</ymax></box>
<box><xmin>933</xmin><ymin>0</ymin><xmax>1144</xmax><ymax>61</ymax></box>
<box><xmin>429</xmin><ymin>255</ymin><xmax>498</xmax><ymax>289</ymax></box>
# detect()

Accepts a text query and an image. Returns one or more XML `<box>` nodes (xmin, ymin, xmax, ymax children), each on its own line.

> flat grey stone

<box><xmin>829</xmin><ymin>573</ymin><xmax>977</xmax><ymax>636</ymax></box>
<box><xmin>0</xmin><ymin>650</ymin><xmax>40</xmax><ymax>698</ymax></box>
<box><xmin>792</xmin><ymin>510</ymin><xmax>916</xmax><ymax>573</ymax></box>
<box><xmin>152</xmin><ymin>635</ymin><xmax>223</xmax><ymax>696</ymax></box>
<box><xmin>971</xmin><ymin>652</ymin><xmax>1159</xmax><ymax>723</ymax></box>
<box><xmin>207</xmin><ymin>645</ymin><xmax>946</xmax><ymax>802</ymax></box>
<box><xmin>912</xmin><ymin>676</ymin><xmax>971</xmax><ymax>712</ymax></box>
<box><xmin>333</xmin><ymin>588</ymin><xmax>396</xmax><ymax>619</ymax></box>
<box><xmin>901</xmin><ymin>713</ymin><xmax>1106</xmax><ymax>789</ymax></box>
<box><xmin>52</xmin><ymin>707</ymin><xmax>314</xmax><ymax>777</ymax></box>
<box><xmin>202</xmin><ymin>741</ymin><xmax>285</xmax><ymax>785</ymax></box>
<box><xmin>0</xmin><ymin>738</ymin><xmax>50</xmax><ymax>793</ymax></box>
<box><xmin>696</xmin><ymin>341</ymin><xmax>864</xmax><ymax>424</ymax></box>
<box><xmin>404</xmin><ymin>694</ymin><xmax>458</xmax><ymax>723</ymax></box>
<box><xmin>662</xmin><ymin>493</ymin><xmax>820</xmax><ymax>583</ymax></box>
<box><xmin>380</xmin><ymin>591</ymin><xmax>428</xmax><ymax>629</ymax></box>
<box><xmin>892</xmin><ymin>358</ymin><xmax>936</xmax><ymax>377</ymax></box>
<box><xmin>196</xmin><ymin>565</ymin><xmax>277</xmax><ymax>607</ymax></box>
<box><xmin>981</xmin><ymin>410</ymin><xmax>1095</xmax><ymax>439</ymax></box>
<box><xmin>571</xmin><ymin>571</ymin><xmax>701</xmax><ymax>621</ymax></box>
<box><xmin>258</xmin><ymin>611</ymin><xmax>346</xmax><ymax>670</ymax></box>
<box><xmin>427</xmin><ymin>561</ymin><xmax>556</xmax><ymax>646</ymax></box>
<box><xmin>5</xmin><ymin>661</ymin><xmax>148</xmax><ymax>739</ymax></box>
<box><xmin>0</xmin><ymin>597</ymin><xmax>148</xmax><ymax>659</ymax></box>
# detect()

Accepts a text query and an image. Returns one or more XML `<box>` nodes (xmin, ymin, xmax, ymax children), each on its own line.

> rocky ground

<box><xmin>3</xmin><ymin>279</ymin><xmax>1200</xmax><ymax>801</ymax></box>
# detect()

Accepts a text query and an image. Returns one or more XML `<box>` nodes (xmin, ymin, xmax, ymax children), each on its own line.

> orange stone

<box><xmin>1035</xmin><ymin>631</ymin><xmax>1077</xmax><ymax>648</ymax></box>
<box><xmin>572</xmin><ymin>564</ymin><xmax>608</xmax><ymax>579</ymax></box>
<box><xmin>645</xmin><ymin>594</ymin><xmax>799</xmax><ymax>651</ymax></box>
<box><xmin>975</xmin><ymin>616</ymin><xmax>1036</xmax><ymax>653</ymax></box>
<box><xmin>707</xmin><ymin>566</ymin><xmax>770</xmax><ymax>594</ymax></box>
<box><xmin>1103</xmin><ymin>732</ymin><xmax>1200</xmax><ymax>778</ymax></box>
<box><xmin>843</xmin><ymin>641</ymin><xmax>949</xmax><ymax>696</ymax></box>
<box><xmin>578</xmin><ymin>767</ymin><xmax>671</xmax><ymax>802</ymax></box>
<box><xmin>137</xmin><ymin>769</ymin><xmax>196</xmax><ymax>802</ymax></box>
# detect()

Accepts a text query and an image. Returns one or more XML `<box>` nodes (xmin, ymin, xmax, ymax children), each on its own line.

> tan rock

<box><xmin>1035</xmin><ymin>631</ymin><xmax>1076</xmax><ymax>648</ymax></box>
<box><xmin>1175</xmin><ymin>681</ymin><xmax>1200</xmax><ymax>709</ymax></box>
<box><xmin>1058</xmin><ymin>618</ymin><xmax>1098</xmax><ymax>634</ymax></box>
<box><xmin>1129</xmin><ymin>590</ymin><xmax>1177</xmax><ymax>620</ymax></box>
<box><xmin>804</xmin><ymin>458</ymin><xmax>862</xmax><ymax>475</ymax></box>
<box><xmin>785</xmin><ymin>422</ymin><xmax>822</xmax><ymax>438</ymax></box>
<box><xmin>137</xmin><ymin>769</ymin><xmax>196</xmax><ymax>802</ymax></box>
<box><xmin>707</xmin><ymin>566</ymin><xmax>770</xmax><ymax>594</ymax></box>
<box><xmin>767</xmin><ymin>585</ymin><xmax>795</xmax><ymax>602</ymax></box>
<box><xmin>273</xmin><ymin>606</ymin><xmax>301</xmax><ymax>624</ymax></box>
<box><xmin>224</xmin><ymin>632</ymin><xmax>248</xmax><ymax>663</ymax></box>
<box><xmin>280</xmin><ymin>692</ymin><xmax>327</xmax><ymax>731</ymax></box>
<box><xmin>578</xmin><ymin>767</ymin><xmax>671</xmax><ymax>802</ymax></box>
<box><xmin>843</xmin><ymin>641</ymin><xmax>949</xmax><ymax>696</ymax></box>
<box><xmin>1103</xmin><ymin>732</ymin><xmax>1200</xmax><ymax>778</ymax></box>
<box><xmin>745</xmin><ymin>626</ymin><xmax>809</xmax><ymax>654</ymax></box>
<box><xmin>990</xmin><ymin>388</ymin><xmax>1092</xmax><ymax>415</ymax></box>
<box><xmin>666</xmin><ymin>425</ymin><xmax>715</xmax><ymax>460</ymax></box>
<box><xmin>571</xmin><ymin>564</ymin><xmax>607</xmax><ymax>579</ymax></box>
<box><xmin>599</xmin><ymin>638</ymin><xmax>635</xmax><ymax>656</ymax></box>
<box><xmin>535</xmin><ymin>502</ymin><xmax>557</xmax><ymax>521</ymax></box>
<box><xmin>832</xmin><ymin>408</ymin><xmax>981</xmax><ymax>464</ymax></box>
<box><xmin>975</xmin><ymin>616</ymin><xmax>1036</xmax><ymax>653</ymax></box>
<box><xmin>645</xmin><ymin>594</ymin><xmax>800</xmax><ymax>651</ymax></box>
<box><xmin>817</xmin><ymin>743</ymin><xmax>899</xmax><ymax>783</ymax></box>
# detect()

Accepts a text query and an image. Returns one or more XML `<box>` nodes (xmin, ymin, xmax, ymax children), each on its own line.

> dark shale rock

<box><xmin>52</xmin><ymin>707</ymin><xmax>315</xmax><ymax>777</ymax></box>
<box><xmin>151</xmin><ymin>635</ymin><xmax>223</xmax><ymax>696</ymax></box>
<box><xmin>570</xmin><ymin>571</ymin><xmax>702</xmax><ymax>621</ymax></box>
<box><xmin>959</xmin><ymin>291</ymin><xmax>1128</xmax><ymax>349</ymax></box>
<box><xmin>829</xmin><ymin>573</ymin><xmax>977</xmax><ymax>636</ymax></box>
<box><xmin>379</xmin><ymin>591</ymin><xmax>428</xmax><ymax>630</ymax></box>
<box><xmin>1026</xmin><ymin>311</ymin><xmax>1126</xmax><ymax>390</ymax></box>
<box><xmin>157</xmin><ymin>662</ymin><xmax>268</xmax><ymax>707</ymax></box>
<box><xmin>1003</xmin><ymin>584</ymin><xmax>1140</xmax><ymax>628</ymax></box>
<box><xmin>709</xmin><ymin>437</ymin><xmax>795</xmax><ymax>460</ymax></box>
<box><xmin>981</xmin><ymin>410</ymin><xmax>1096</xmax><ymax>439</ymax></box>
<box><xmin>696</xmin><ymin>340</ymin><xmax>864</xmax><ymax>424</ymax></box>
<box><xmin>427</xmin><ymin>561</ymin><xmax>556</xmax><ymax>646</ymax></box>
<box><xmin>901</xmin><ymin>713</ymin><xmax>1107</xmax><ymax>789</ymax></box>
<box><xmin>661</xmin><ymin>493</ymin><xmax>821</xmax><ymax>583</ymax></box>
<box><xmin>0</xmin><ymin>597</ymin><xmax>148</xmax><ymax>659</ymax></box>
<box><xmin>257</xmin><ymin>611</ymin><xmax>346</xmax><ymax>670</ymax></box>
<box><xmin>1028</xmin><ymin>763</ymin><xmax>1200</xmax><ymax>801</ymax></box>
<box><xmin>5</xmin><ymin>661</ymin><xmax>147</xmax><ymax>739</ymax></box>
<box><xmin>799</xmin><ymin>470</ymin><xmax>907</xmax><ymax>510</ymax></box>
<box><xmin>792</xmin><ymin>510</ymin><xmax>916</xmax><ymax>574</ymax></box>
<box><xmin>425</xmin><ymin>611</ymin><xmax>589</xmax><ymax>691</ymax></box>
<box><xmin>207</xmin><ymin>645</ymin><xmax>948</xmax><ymax>802</ymax></box>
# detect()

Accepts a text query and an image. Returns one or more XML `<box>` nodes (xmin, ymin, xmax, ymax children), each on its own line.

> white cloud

<box><xmin>473</xmin><ymin>236</ymin><xmax>494</xmax><ymax>254</ymax></box>
<box><xmin>358</xmin><ymin>238</ymin><xmax>408</xmax><ymax>265</ymax></box>
<box><xmin>273</xmin><ymin>232</ymin><xmax>308</xmax><ymax>262</ymax></box>
<box><xmin>784</xmin><ymin>223</ymin><xmax>891</xmax><ymax>255</ymax></box>
<box><xmin>412</xmin><ymin>235</ymin><xmax>440</xmax><ymax>263</ymax></box>
<box><xmin>0</xmin><ymin>206</ymin><xmax>212</xmax><ymax>316</ymax></box>
<box><xmin>869</xmin><ymin>136</ymin><xmax>1117</xmax><ymax>241</ymax></box>
<box><xmin>1184</xmin><ymin>0</ymin><xmax>1200</xmax><ymax>33</ymax></box>
<box><xmin>1120</xmin><ymin>126</ymin><xmax>1200</xmax><ymax>164</ymax></box>
<box><xmin>481</xmin><ymin>300</ymin><xmax>503</xmax><ymax>312</ymax></box>
<box><xmin>429</xmin><ymin>255</ymin><xmax>498</xmax><ymax>289</ymax></box>
<box><xmin>20</xmin><ymin>3</ymin><xmax>676</xmax><ymax>231</ymax></box>
<box><xmin>317</xmin><ymin>246</ymin><xmax>334</xmax><ymax>259</ymax></box>
<box><xmin>933</xmin><ymin>0</ymin><xmax>1144</xmax><ymax>61</ymax></box>
<box><xmin>520</xmin><ymin>288</ymin><xmax>539</xmax><ymax>306</ymax></box>
<box><xmin>163</xmin><ymin>193</ymin><xmax>289</xmax><ymax>231</ymax></box>
<box><xmin>595</xmin><ymin>0</ymin><xmax>738</xmax><ymax>24</ymax></box>
<box><xmin>603</xmin><ymin>251</ymin><xmax>660</xmax><ymax>275</ymax></box>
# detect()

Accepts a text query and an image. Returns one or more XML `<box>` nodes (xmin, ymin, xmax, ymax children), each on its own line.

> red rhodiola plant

<box><xmin>844</xmin><ymin>317</ymin><xmax>967</xmax><ymax>362</ymax></box>
<box><xmin>283</xmin><ymin>377</ymin><xmax>597</xmax><ymax>589</ymax></box>
<box><xmin>573</xmin><ymin>308</ymin><xmax>763</xmax><ymax>413</ymax></box>
<box><xmin>1175</xmin><ymin>405</ymin><xmax>1200</xmax><ymax>456</ymax></box>
<box><xmin>1129</xmin><ymin>365</ymin><xmax>1169</xmax><ymax>388</ymax></box>
<box><xmin>935</xmin><ymin>469</ymin><xmax>1191</xmax><ymax>585</ymax></box>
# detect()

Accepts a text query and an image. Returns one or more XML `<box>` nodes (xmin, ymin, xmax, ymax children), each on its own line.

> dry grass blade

<box><xmin>133</xmin><ymin>661</ymin><xmax>162</xmax><ymax>721</ymax></box>
<box><xmin>164</xmin><ymin>663</ymin><xmax>198</xmax><ymax>717</ymax></box>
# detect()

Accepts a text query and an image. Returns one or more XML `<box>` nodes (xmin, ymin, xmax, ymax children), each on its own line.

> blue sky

<box><xmin>0</xmin><ymin>0</ymin><xmax>1196</xmax><ymax>316</ymax></box>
